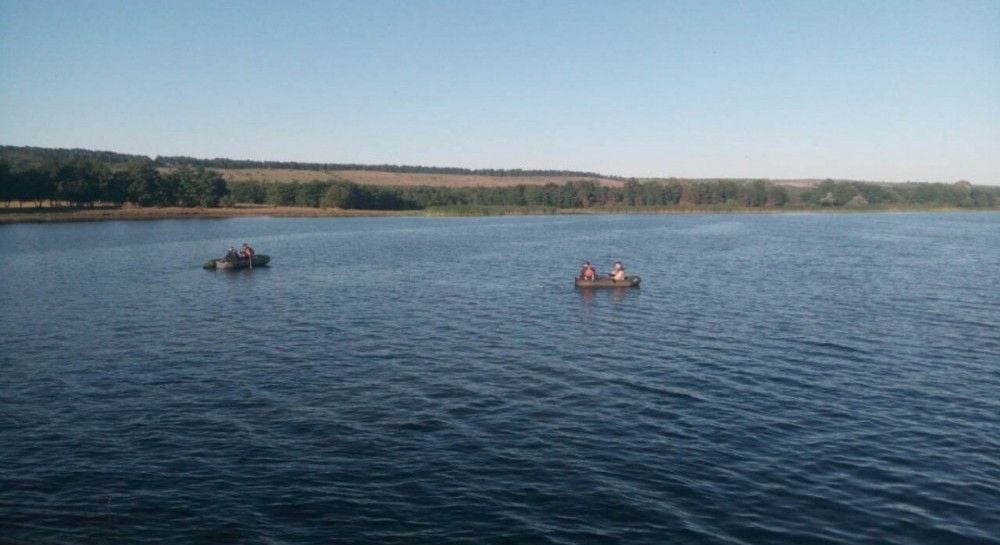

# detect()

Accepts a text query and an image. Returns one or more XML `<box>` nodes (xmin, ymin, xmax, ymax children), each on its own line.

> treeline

<box><xmin>0</xmin><ymin>146</ymin><xmax>143</xmax><ymax>171</ymax></box>
<box><xmin>2</xmin><ymin>146</ymin><xmax>997</xmax><ymax>211</ymax></box>
<box><xmin>157</xmin><ymin>155</ymin><xmax>614</xmax><ymax>178</ymax></box>
<box><xmin>228</xmin><ymin>180</ymin><xmax>420</xmax><ymax>210</ymax></box>
<box><xmin>224</xmin><ymin>179</ymin><xmax>723</xmax><ymax>209</ymax></box>
<box><xmin>0</xmin><ymin>145</ymin><xmax>614</xmax><ymax>179</ymax></box>
<box><xmin>0</xmin><ymin>158</ymin><xmax>227</xmax><ymax>207</ymax></box>
<box><xmin>797</xmin><ymin>179</ymin><xmax>996</xmax><ymax>208</ymax></box>
<box><xmin>226</xmin><ymin>178</ymin><xmax>999</xmax><ymax>210</ymax></box>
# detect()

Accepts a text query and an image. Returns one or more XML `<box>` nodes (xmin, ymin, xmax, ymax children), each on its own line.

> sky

<box><xmin>1</xmin><ymin>0</ymin><xmax>998</xmax><ymax>183</ymax></box>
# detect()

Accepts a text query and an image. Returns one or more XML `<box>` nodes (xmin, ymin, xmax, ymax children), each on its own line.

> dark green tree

<box><xmin>740</xmin><ymin>180</ymin><xmax>768</xmax><ymax>207</ymax></box>
<box><xmin>292</xmin><ymin>181</ymin><xmax>328</xmax><ymax>207</ymax></box>
<box><xmin>265</xmin><ymin>182</ymin><xmax>298</xmax><ymax>206</ymax></box>
<box><xmin>854</xmin><ymin>183</ymin><xmax>896</xmax><ymax>205</ymax></box>
<box><xmin>125</xmin><ymin>159</ymin><xmax>171</xmax><ymax>206</ymax></box>
<box><xmin>766</xmin><ymin>184</ymin><xmax>788</xmax><ymax>207</ymax></box>
<box><xmin>0</xmin><ymin>161</ymin><xmax>12</xmax><ymax>205</ymax></box>
<box><xmin>321</xmin><ymin>182</ymin><xmax>359</xmax><ymax>208</ymax></box>
<box><xmin>970</xmin><ymin>186</ymin><xmax>997</xmax><ymax>207</ymax></box>
<box><xmin>227</xmin><ymin>181</ymin><xmax>267</xmax><ymax>204</ymax></box>
<box><xmin>54</xmin><ymin>159</ymin><xmax>107</xmax><ymax>207</ymax></box>
<box><xmin>102</xmin><ymin>170</ymin><xmax>131</xmax><ymax>205</ymax></box>
<box><xmin>172</xmin><ymin>166</ymin><xmax>228</xmax><ymax>207</ymax></box>
<box><xmin>641</xmin><ymin>182</ymin><xmax>666</xmax><ymax>206</ymax></box>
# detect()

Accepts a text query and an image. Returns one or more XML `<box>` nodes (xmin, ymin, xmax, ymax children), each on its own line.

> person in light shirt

<box><xmin>609</xmin><ymin>261</ymin><xmax>626</xmax><ymax>281</ymax></box>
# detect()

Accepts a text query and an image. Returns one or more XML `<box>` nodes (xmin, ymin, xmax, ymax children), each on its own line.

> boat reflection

<box><xmin>577</xmin><ymin>286</ymin><xmax>638</xmax><ymax>304</ymax></box>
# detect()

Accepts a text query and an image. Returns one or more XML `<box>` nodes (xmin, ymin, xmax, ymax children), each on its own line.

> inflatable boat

<box><xmin>574</xmin><ymin>276</ymin><xmax>641</xmax><ymax>288</ymax></box>
<box><xmin>203</xmin><ymin>254</ymin><xmax>270</xmax><ymax>270</ymax></box>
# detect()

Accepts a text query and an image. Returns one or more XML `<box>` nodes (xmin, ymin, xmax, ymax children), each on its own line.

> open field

<box><xmin>335</xmin><ymin>170</ymin><xmax>626</xmax><ymax>188</ymax></box>
<box><xmin>188</xmin><ymin>168</ymin><xmax>626</xmax><ymax>187</ymax></box>
<box><xmin>168</xmin><ymin>167</ymin><xmax>855</xmax><ymax>188</ymax></box>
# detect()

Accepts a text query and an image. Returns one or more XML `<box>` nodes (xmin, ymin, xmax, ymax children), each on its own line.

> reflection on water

<box><xmin>576</xmin><ymin>286</ymin><xmax>638</xmax><ymax>305</ymax></box>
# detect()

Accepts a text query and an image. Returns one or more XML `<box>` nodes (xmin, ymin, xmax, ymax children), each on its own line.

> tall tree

<box><xmin>125</xmin><ymin>159</ymin><xmax>170</xmax><ymax>206</ymax></box>
<box><xmin>0</xmin><ymin>161</ymin><xmax>12</xmax><ymax>205</ymax></box>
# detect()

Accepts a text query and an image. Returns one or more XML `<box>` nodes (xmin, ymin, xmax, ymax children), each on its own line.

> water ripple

<box><xmin>2</xmin><ymin>213</ymin><xmax>999</xmax><ymax>544</ymax></box>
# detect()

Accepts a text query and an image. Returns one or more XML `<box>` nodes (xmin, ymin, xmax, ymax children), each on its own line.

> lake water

<box><xmin>1</xmin><ymin>212</ymin><xmax>998</xmax><ymax>544</ymax></box>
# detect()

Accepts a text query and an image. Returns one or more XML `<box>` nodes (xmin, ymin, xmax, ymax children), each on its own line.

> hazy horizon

<box><xmin>1</xmin><ymin>1</ymin><xmax>997</xmax><ymax>185</ymax></box>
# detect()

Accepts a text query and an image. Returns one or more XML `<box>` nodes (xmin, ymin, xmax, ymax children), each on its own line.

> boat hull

<box><xmin>575</xmin><ymin>276</ymin><xmax>640</xmax><ymax>288</ymax></box>
<box><xmin>204</xmin><ymin>254</ymin><xmax>270</xmax><ymax>270</ymax></box>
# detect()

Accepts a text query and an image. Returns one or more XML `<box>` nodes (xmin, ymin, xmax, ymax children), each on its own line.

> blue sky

<box><xmin>1</xmin><ymin>0</ymin><xmax>997</xmax><ymax>183</ymax></box>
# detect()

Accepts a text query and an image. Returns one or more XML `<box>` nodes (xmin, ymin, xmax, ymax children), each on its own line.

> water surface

<box><xmin>2</xmin><ymin>212</ymin><xmax>998</xmax><ymax>544</ymax></box>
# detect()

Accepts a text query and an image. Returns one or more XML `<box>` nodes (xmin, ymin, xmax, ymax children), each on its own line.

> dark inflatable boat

<box><xmin>203</xmin><ymin>254</ymin><xmax>271</xmax><ymax>270</ymax></box>
<box><xmin>574</xmin><ymin>276</ymin><xmax>641</xmax><ymax>288</ymax></box>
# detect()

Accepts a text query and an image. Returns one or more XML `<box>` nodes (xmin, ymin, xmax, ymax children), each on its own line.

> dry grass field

<box><xmin>194</xmin><ymin>168</ymin><xmax>625</xmax><ymax>188</ymax></box>
<box><xmin>161</xmin><ymin>167</ymin><xmax>829</xmax><ymax>188</ymax></box>
<box><xmin>160</xmin><ymin>168</ymin><xmax>844</xmax><ymax>188</ymax></box>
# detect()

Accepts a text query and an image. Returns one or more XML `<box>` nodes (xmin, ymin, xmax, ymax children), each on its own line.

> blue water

<box><xmin>1</xmin><ymin>212</ymin><xmax>998</xmax><ymax>544</ymax></box>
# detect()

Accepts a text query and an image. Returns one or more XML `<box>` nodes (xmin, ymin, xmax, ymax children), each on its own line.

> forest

<box><xmin>0</xmin><ymin>158</ymin><xmax>227</xmax><ymax>208</ymax></box>
<box><xmin>0</xmin><ymin>145</ymin><xmax>612</xmax><ymax>179</ymax></box>
<box><xmin>223</xmin><ymin>178</ymin><xmax>998</xmax><ymax>210</ymax></box>
<box><xmin>1</xmin><ymin>146</ymin><xmax>997</xmax><ymax>211</ymax></box>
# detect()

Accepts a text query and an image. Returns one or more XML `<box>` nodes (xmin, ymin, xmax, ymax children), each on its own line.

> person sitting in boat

<box><xmin>579</xmin><ymin>261</ymin><xmax>597</xmax><ymax>280</ymax></box>
<box><xmin>224</xmin><ymin>247</ymin><xmax>239</xmax><ymax>262</ymax></box>
<box><xmin>609</xmin><ymin>261</ymin><xmax>626</xmax><ymax>281</ymax></box>
<box><xmin>241</xmin><ymin>243</ymin><xmax>255</xmax><ymax>260</ymax></box>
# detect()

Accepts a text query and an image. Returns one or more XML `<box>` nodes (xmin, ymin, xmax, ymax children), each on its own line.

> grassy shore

<box><xmin>1</xmin><ymin>203</ymin><xmax>993</xmax><ymax>224</ymax></box>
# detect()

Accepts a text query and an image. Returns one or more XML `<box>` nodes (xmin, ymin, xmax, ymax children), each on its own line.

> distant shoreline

<box><xmin>1</xmin><ymin>204</ymin><xmax>995</xmax><ymax>224</ymax></box>
<box><xmin>0</xmin><ymin>206</ymin><xmax>421</xmax><ymax>224</ymax></box>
